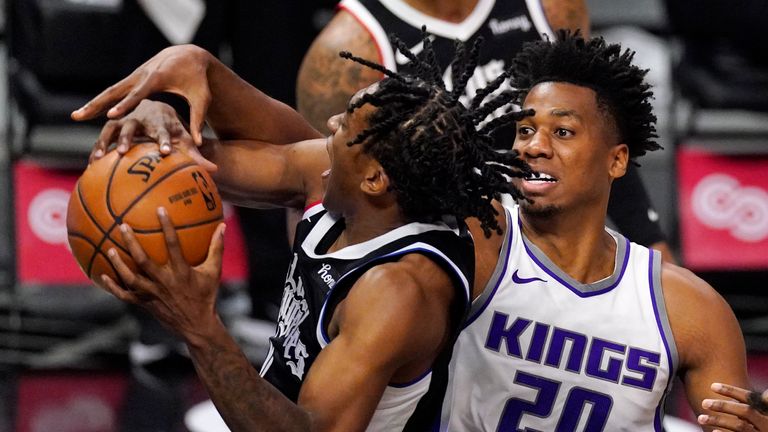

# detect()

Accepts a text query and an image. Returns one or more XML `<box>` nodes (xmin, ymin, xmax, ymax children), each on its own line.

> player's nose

<box><xmin>522</xmin><ymin>131</ymin><xmax>553</xmax><ymax>159</ymax></box>
<box><xmin>327</xmin><ymin>114</ymin><xmax>342</xmax><ymax>133</ymax></box>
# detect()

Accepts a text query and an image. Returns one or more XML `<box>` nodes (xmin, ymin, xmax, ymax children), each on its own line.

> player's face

<box><xmin>322</xmin><ymin>86</ymin><xmax>378</xmax><ymax>215</ymax></box>
<box><xmin>512</xmin><ymin>82</ymin><xmax>628</xmax><ymax>217</ymax></box>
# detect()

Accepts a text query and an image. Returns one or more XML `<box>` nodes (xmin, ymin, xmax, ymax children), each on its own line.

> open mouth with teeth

<box><xmin>524</xmin><ymin>172</ymin><xmax>558</xmax><ymax>183</ymax></box>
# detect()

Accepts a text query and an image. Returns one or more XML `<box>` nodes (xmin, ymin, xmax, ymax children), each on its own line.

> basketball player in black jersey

<box><xmin>296</xmin><ymin>0</ymin><xmax>677</xmax><ymax>264</ymax></box>
<box><xmin>72</xmin><ymin>37</ymin><xmax>533</xmax><ymax>430</ymax></box>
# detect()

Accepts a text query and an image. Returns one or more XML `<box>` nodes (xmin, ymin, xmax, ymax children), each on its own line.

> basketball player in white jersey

<box><xmin>72</xmin><ymin>31</ymin><xmax>766</xmax><ymax>431</ymax></box>
<box><xmin>72</xmin><ymin>37</ymin><xmax>534</xmax><ymax>431</ymax></box>
<box><xmin>436</xmin><ymin>32</ymin><xmax>754</xmax><ymax>431</ymax></box>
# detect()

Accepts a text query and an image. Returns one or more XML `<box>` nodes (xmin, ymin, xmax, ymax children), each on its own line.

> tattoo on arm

<box><xmin>189</xmin><ymin>336</ymin><xmax>310</xmax><ymax>432</ymax></box>
<box><xmin>541</xmin><ymin>0</ymin><xmax>591</xmax><ymax>36</ymax></box>
<box><xmin>296</xmin><ymin>12</ymin><xmax>382</xmax><ymax>133</ymax></box>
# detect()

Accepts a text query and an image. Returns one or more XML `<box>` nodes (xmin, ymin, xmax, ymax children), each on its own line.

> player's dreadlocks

<box><xmin>510</xmin><ymin>30</ymin><xmax>661</xmax><ymax>159</ymax></box>
<box><xmin>339</xmin><ymin>30</ymin><xmax>531</xmax><ymax>236</ymax></box>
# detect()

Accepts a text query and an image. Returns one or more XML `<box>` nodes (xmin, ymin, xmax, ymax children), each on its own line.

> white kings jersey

<box><xmin>439</xmin><ymin>205</ymin><xmax>678</xmax><ymax>431</ymax></box>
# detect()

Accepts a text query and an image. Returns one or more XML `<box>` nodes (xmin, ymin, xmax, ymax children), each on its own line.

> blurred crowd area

<box><xmin>0</xmin><ymin>0</ymin><xmax>766</xmax><ymax>431</ymax></box>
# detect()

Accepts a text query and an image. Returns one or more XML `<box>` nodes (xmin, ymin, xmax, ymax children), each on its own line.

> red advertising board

<box><xmin>15</xmin><ymin>372</ymin><xmax>128</xmax><ymax>432</ymax></box>
<box><xmin>14</xmin><ymin>161</ymin><xmax>247</xmax><ymax>285</ymax></box>
<box><xmin>677</xmin><ymin>146</ymin><xmax>768</xmax><ymax>270</ymax></box>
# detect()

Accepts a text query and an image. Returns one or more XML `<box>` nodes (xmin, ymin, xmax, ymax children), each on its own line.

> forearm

<box><xmin>203</xmin><ymin>53</ymin><xmax>322</xmax><ymax>143</ymax></box>
<box><xmin>199</xmin><ymin>138</ymin><xmax>325</xmax><ymax>209</ymax></box>
<box><xmin>186</xmin><ymin>317</ymin><xmax>312</xmax><ymax>432</ymax></box>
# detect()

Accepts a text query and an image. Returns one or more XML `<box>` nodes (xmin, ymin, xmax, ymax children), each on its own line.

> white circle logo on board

<box><xmin>691</xmin><ymin>173</ymin><xmax>768</xmax><ymax>242</ymax></box>
<box><xmin>32</xmin><ymin>395</ymin><xmax>114</xmax><ymax>432</ymax></box>
<box><xmin>28</xmin><ymin>189</ymin><xmax>71</xmax><ymax>245</ymax></box>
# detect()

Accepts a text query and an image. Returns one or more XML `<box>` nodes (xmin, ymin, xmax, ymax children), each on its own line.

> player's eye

<box><xmin>555</xmin><ymin>128</ymin><xmax>574</xmax><ymax>138</ymax></box>
<box><xmin>518</xmin><ymin>126</ymin><xmax>534</xmax><ymax>136</ymax></box>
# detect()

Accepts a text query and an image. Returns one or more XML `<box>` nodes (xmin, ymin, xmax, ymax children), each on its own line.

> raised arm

<box><xmin>199</xmin><ymin>137</ymin><xmax>328</xmax><ymax>210</ymax></box>
<box><xmin>662</xmin><ymin>264</ymin><xmax>750</xmax><ymax>431</ymax></box>
<box><xmin>204</xmin><ymin>55</ymin><xmax>322</xmax><ymax>142</ymax></box>
<box><xmin>296</xmin><ymin>10</ymin><xmax>383</xmax><ymax>132</ymax></box>
<box><xmin>72</xmin><ymin>44</ymin><xmax>322</xmax><ymax>144</ymax></box>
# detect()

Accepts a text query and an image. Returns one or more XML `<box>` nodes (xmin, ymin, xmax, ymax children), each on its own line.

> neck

<box><xmin>330</xmin><ymin>206</ymin><xmax>409</xmax><ymax>252</ymax></box>
<box><xmin>402</xmin><ymin>0</ymin><xmax>480</xmax><ymax>22</ymax></box>
<box><xmin>519</xmin><ymin>204</ymin><xmax>617</xmax><ymax>284</ymax></box>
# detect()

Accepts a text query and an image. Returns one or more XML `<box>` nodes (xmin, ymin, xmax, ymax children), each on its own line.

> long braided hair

<box><xmin>339</xmin><ymin>30</ymin><xmax>532</xmax><ymax>236</ymax></box>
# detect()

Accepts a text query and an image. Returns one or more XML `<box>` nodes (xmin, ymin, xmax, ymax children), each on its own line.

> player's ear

<box><xmin>361</xmin><ymin>160</ymin><xmax>390</xmax><ymax>196</ymax></box>
<box><xmin>609</xmin><ymin>143</ymin><xmax>629</xmax><ymax>179</ymax></box>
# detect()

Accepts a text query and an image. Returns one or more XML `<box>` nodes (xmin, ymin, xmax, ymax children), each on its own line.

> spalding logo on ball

<box><xmin>66</xmin><ymin>143</ymin><xmax>223</xmax><ymax>284</ymax></box>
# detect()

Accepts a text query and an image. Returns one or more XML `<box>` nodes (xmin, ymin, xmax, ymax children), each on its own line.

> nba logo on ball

<box><xmin>66</xmin><ymin>143</ymin><xmax>224</xmax><ymax>285</ymax></box>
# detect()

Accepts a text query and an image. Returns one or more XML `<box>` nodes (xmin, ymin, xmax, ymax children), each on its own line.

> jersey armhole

<box><xmin>648</xmin><ymin>250</ymin><xmax>679</xmax><ymax>393</ymax></box>
<box><xmin>316</xmin><ymin>245</ymin><xmax>471</xmax><ymax>348</ymax></box>
<box><xmin>303</xmin><ymin>201</ymin><xmax>325</xmax><ymax>219</ymax></box>
<box><xmin>524</xmin><ymin>0</ymin><xmax>557</xmax><ymax>40</ymax></box>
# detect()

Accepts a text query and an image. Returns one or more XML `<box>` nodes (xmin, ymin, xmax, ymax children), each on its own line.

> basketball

<box><xmin>66</xmin><ymin>142</ymin><xmax>223</xmax><ymax>285</ymax></box>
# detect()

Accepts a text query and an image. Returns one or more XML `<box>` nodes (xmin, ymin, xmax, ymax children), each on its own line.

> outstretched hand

<box><xmin>71</xmin><ymin>44</ymin><xmax>213</xmax><ymax>145</ymax></box>
<box><xmin>90</xmin><ymin>99</ymin><xmax>217</xmax><ymax>172</ymax></box>
<box><xmin>99</xmin><ymin>207</ymin><xmax>226</xmax><ymax>342</ymax></box>
<box><xmin>698</xmin><ymin>383</ymin><xmax>768</xmax><ymax>431</ymax></box>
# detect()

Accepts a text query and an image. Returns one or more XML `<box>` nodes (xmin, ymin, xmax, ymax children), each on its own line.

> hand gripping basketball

<box><xmin>71</xmin><ymin>44</ymin><xmax>213</xmax><ymax>146</ymax></box>
<box><xmin>89</xmin><ymin>99</ymin><xmax>217</xmax><ymax>173</ymax></box>
<box><xmin>100</xmin><ymin>207</ymin><xmax>226</xmax><ymax>340</ymax></box>
<box><xmin>67</xmin><ymin>143</ymin><xmax>224</xmax><ymax>285</ymax></box>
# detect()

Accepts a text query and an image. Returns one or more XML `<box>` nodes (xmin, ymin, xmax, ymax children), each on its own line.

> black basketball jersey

<box><xmin>339</xmin><ymin>0</ymin><xmax>555</xmax><ymax>149</ymax></box>
<box><xmin>260</xmin><ymin>204</ymin><xmax>474</xmax><ymax>430</ymax></box>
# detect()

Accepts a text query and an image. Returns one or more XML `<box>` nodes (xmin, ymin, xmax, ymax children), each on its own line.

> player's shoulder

<box><xmin>365</xmin><ymin>255</ymin><xmax>452</xmax><ymax>286</ymax></box>
<box><xmin>659</xmin><ymin>262</ymin><xmax>736</xmax><ymax>322</ymax></box>
<box><xmin>298</xmin><ymin>8</ymin><xmax>382</xmax><ymax>130</ymax></box>
<box><xmin>661</xmin><ymin>262</ymin><xmax>723</xmax><ymax>306</ymax></box>
<box><xmin>659</xmin><ymin>261</ymin><xmax>745</xmax><ymax>372</ymax></box>
<box><xmin>354</xmin><ymin>255</ymin><xmax>456</xmax><ymax>303</ymax></box>
<box><xmin>310</xmin><ymin>8</ymin><xmax>379</xmax><ymax>61</ymax></box>
<box><xmin>660</xmin><ymin>262</ymin><xmax>737</xmax><ymax>343</ymax></box>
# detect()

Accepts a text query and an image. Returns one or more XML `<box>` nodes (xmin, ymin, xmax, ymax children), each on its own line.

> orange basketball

<box><xmin>66</xmin><ymin>142</ymin><xmax>223</xmax><ymax>285</ymax></box>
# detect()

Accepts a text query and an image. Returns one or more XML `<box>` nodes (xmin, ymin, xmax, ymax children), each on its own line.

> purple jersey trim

<box><xmin>463</xmin><ymin>209</ymin><xmax>514</xmax><ymax>328</ymax></box>
<box><xmin>648</xmin><ymin>249</ymin><xmax>674</xmax><ymax>432</ymax></box>
<box><xmin>521</xmin><ymin>226</ymin><xmax>631</xmax><ymax>298</ymax></box>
